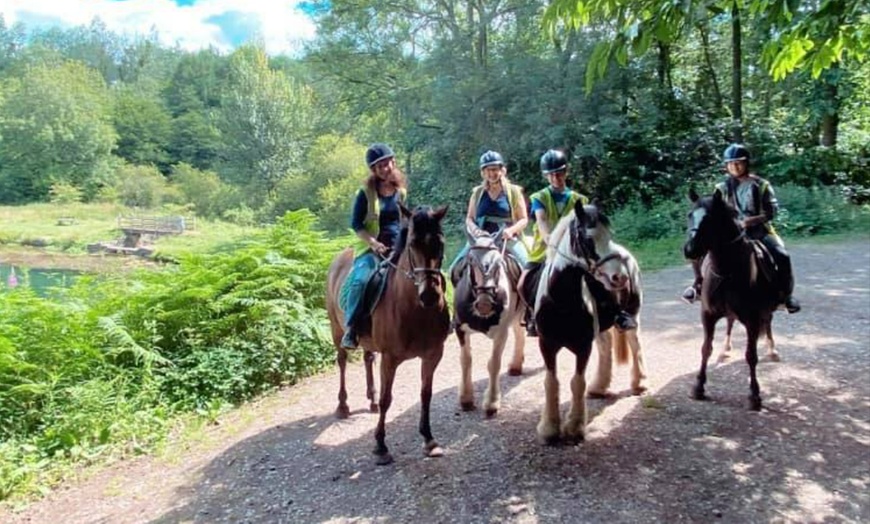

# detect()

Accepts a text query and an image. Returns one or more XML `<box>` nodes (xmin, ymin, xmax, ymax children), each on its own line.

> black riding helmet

<box><xmin>540</xmin><ymin>149</ymin><xmax>568</xmax><ymax>175</ymax></box>
<box><xmin>366</xmin><ymin>143</ymin><xmax>395</xmax><ymax>167</ymax></box>
<box><xmin>722</xmin><ymin>143</ymin><xmax>750</xmax><ymax>164</ymax></box>
<box><xmin>479</xmin><ymin>150</ymin><xmax>505</xmax><ymax>169</ymax></box>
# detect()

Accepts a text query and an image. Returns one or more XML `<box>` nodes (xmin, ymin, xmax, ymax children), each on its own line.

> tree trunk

<box><xmin>820</xmin><ymin>67</ymin><xmax>840</xmax><ymax>147</ymax></box>
<box><xmin>730</xmin><ymin>2</ymin><xmax>743</xmax><ymax>142</ymax></box>
<box><xmin>698</xmin><ymin>23</ymin><xmax>724</xmax><ymax>114</ymax></box>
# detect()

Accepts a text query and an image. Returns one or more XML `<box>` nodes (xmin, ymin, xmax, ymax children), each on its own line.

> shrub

<box><xmin>48</xmin><ymin>182</ymin><xmax>83</xmax><ymax>205</ymax></box>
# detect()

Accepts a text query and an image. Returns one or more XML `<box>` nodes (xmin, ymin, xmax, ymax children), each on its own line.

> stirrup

<box><xmin>785</xmin><ymin>296</ymin><xmax>801</xmax><ymax>314</ymax></box>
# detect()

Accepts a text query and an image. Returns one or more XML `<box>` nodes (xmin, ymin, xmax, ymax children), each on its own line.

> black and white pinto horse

<box><xmin>527</xmin><ymin>200</ymin><xmax>614</xmax><ymax>444</ymax></box>
<box><xmin>684</xmin><ymin>189</ymin><xmax>780</xmax><ymax>411</ymax></box>
<box><xmin>451</xmin><ymin>230</ymin><xmax>525</xmax><ymax>417</ymax></box>
<box><xmin>582</xmin><ymin>204</ymin><xmax>648</xmax><ymax>397</ymax></box>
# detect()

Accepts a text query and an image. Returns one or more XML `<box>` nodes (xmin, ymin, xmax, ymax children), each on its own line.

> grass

<box><xmin>0</xmin><ymin>203</ymin><xmax>260</xmax><ymax>263</ymax></box>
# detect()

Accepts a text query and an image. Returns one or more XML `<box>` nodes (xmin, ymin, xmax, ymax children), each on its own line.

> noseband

<box><xmin>466</xmin><ymin>243</ymin><xmax>505</xmax><ymax>297</ymax></box>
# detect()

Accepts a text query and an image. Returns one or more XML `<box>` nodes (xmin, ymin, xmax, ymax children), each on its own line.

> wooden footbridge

<box><xmin>116</xmin><ymin>215</ymin><xmax>194</xmax><ymax>248</ymax></box>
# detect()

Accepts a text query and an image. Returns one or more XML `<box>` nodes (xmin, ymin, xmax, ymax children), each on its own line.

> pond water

<box><xmin>0</xmin><ymin>263</ymin><xmax>79</xmax><ymax>296</ymax></box>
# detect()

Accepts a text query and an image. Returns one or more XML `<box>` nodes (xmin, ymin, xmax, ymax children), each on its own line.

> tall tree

<box><xmin>0</xmin><ymin>61</ymin><xmax>116</xmax><ymax>202</ymax></box>
<box><xmin>218</xmin><ymin>45</ymin><xmax>316</xmax><ymax>197</ymax></box>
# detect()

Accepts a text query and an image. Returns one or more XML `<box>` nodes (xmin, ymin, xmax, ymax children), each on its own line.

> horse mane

<box><xmin>388</xmin><ymin>224</ymin><xmax>409</xmax><ymax>266</ymax></box>
<box><xmin>546</xmin><ymin>210</ymin><xmax>575</xmax><ymax>261</ymax></box>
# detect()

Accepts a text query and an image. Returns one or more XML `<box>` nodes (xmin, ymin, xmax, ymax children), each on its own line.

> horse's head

<box><xmin>399</xmin><ymin>203</ymin><xmax>448</xmax><ymax>308</ymax></box>
<box><xmin>567</xmin><ymin>199</ymin><xmax>600</xmax><ymax>267</ymax></box>
<box><xmin>582</xmin><ymin>200</ymin><xmax>613</xmax><ymax>247</ymax></box>
<box><xmin>684</xmin><ymin>189</ymin><xmax>741</xmax><ymax>259</ymax></box>
<box><xmin>464</xmin><ymin>234</ymin><xmax>508</xmax><ymax>318</ymax></box>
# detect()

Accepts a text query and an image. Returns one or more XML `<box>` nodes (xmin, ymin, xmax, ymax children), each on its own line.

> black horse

<box><xmin>684</xmin><ymin>189</ymin><xmax>779</xmax><ymax>411</ymax></box>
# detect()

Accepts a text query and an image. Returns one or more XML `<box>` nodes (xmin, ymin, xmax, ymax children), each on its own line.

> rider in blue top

<box><xmin>339</xmin><ymin>143</ymin><xmax>408</xmax><ymax>349</ymax></box>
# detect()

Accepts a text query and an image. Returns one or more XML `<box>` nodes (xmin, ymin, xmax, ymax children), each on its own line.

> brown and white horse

<box><xmin>326</xmin><ymin>204</ymin><xmax>450</xmax><ymax>464</ymax></box>
<box><xmin>524</xmin><ymin>200</ymin><xmax>609</xmax><ymax>444</ymax></box>
<box><xmin>451</xmin><ymin>230</ymin><xmax>525</xmax><ymax>417</ymax></box>
<box><xmin>581</xmin><ymin>204</ymin><xmax>648</xmax><ymax>397</ymax></box>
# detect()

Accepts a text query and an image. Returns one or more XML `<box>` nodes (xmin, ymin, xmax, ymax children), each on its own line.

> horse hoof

<box><xmin>631</xmin><ymin>385</ymin><xmax>648</xmax><ymax>396</ymax></box>
<box><xmin>716</xmin><ymin>352</ymin><xmax>731</xmax><ymax>363</ymax></box>
<box><xmin>375</xmin><ymin>452</ymin><xmax>394</xmax><ymax>466</ymax></box>
<box><xmin>538</xmin><ymin>434</ymin><xmax>561</xmax><ymax>446</ymax></box>
<box><xmin>335</xmin><ymin>405</ymin><xmax>350</xmax><ymax>419</ymax></box>
<box><xmin>562</xmin><ymin>433</ymin><xmax>585</xmax><ymax>446</ymax></box>
<box><xmin>691</xmin><ymin>387</ymin><xmax>706</xmax><ymax>401</ymax></box>
<box><xmin>748</xmin><ymin>397</ymin><xmax>762</xmax><ymax>411</ymax></box>
<box><xmin>424</xmin><ymin>442</ymin><xmax>444</xmax><ymax>458</ymax></box>
<box><xmin>369</xmin><ymin>402</ymin><xmax>379</xmax><ymax>413</ymax></box>
<box><xmin>587</xmin><ymin>390</ymin><xmax>610</xmax><ymax>399</ymax></box>
<box><xmin>460</xmin><ymin>401</ymin><xmax>476</xmax><ymax>412</ymax></box>
<box><xmin>767</xmin><ymin>352</ymin><xmax>781</xmax><ymax>362</ymax></box>
<box><xmin>484</xmin><ymin>407</ymin><xmax>498</xmax><ymax>418</ymax></box>
<box><xmin>507</xmin><ymin>367</ymin><xmax>522</xmax><ymax>377</ymax></box>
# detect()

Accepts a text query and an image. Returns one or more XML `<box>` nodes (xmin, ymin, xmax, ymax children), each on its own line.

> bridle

<box><xmin>465</xmin><ymin>242</ymin><xmax>506</xmax><ymax>296</ymax></box>
<box><xmin>376</xmin><ymin>239</ymin><xmax>444</xmax><ymax>288</ymax></box>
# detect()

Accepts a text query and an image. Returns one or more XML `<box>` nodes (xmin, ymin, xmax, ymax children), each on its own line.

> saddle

<box><xmin>749</xmin><ymin>239</ymin><xmax>778</xmax><ymax>285</ymax></box>
<box><xmin>356</xmin><ymin>262</ymin><xmax>391</xmax><ymax>337</ymax></box>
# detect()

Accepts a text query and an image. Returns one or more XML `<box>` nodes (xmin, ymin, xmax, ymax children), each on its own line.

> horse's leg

<box><xmin>420</xmin><ymin>350</ymin><xmax>445</xmax><ymax>457</ymax></box>
<box><xmin>744</xmin><ymin>319</ymin><xmax>763</xmax><ymax>411</ymax></box>
<box><xmin>587</xmin><ymin>329</ymin><xmax>613</xmax><ymax>398</ymax></box>
<box><xmin>336</xmin><ymin>347</ymin><xmax>350</xmax><ymax>419</ymax></box>
<box><xmin>483</xmin><ymin>327</ymin><xmax>510</xmax><ymax>417</ymax></box>
<box><xmin>692</xmin><ymin>312</ymin><xmax>717</xmax><ymax>401</ymax></box>
<box><xmin>628</xmin><ymin>329</ymin><xmax>648</xmax><ymax>395</ymax></box>
<box><xmin>457</xmin><ymin>328</ymin><xmax>475</xmax><ymax>411</ymax></box>
<box><xmin>563</xmin><ymin>346</ymin><xmax>593</xmax><ymax>443</ymax></box>
<box><xmin>507</xmin><ymin>313</ymin><xmax>525</xmax><ymax>376</ymax></box>
<box><xmin>364</xmin><ymin>350</ymin><xmax>378</xmax><ymax>413</ymax></box>
<box><xmin>536</xmin><ymin>342</ymin><xmax>561</xmax><ymax>445</ymax></box>
<box><xmin>765</xmin><ymin>318</ymin><xmax>779</xmax><ymax>362</ymax></box>
<box><xmin>373</xmin><ymin>353</ymin><xmax>398</xmax><ymax>465</ymax></box>
<box><xmin>717</xmin><ymin>317</ymin><xmax>735</xmax><ymax>363</ymax></box>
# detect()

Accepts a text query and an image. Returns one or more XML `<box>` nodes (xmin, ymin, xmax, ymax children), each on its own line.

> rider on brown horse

<box><xmin>682</xmin><ymin>143</ymin><xmax>801</xmax><ymax>314</ymax></box>
<box><xmin>339</xmin><ymin>143</ymin><xmax>407</xmax><ymax>349</ymax></box>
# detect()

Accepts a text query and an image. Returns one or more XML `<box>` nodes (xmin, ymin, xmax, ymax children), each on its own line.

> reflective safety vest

<box><xmin>527</xmin><ymin>188</ymin><xmax>587</xmax><ymax>263</ymax></box>
<box><xmin>354</xmin><ymin>184</ymin><xmax>407</xmax><ymax>256</ymax></box>
<box><xmin>469</xmin><ymin>182</ymin><xmax>525</xmax><ymax>226</ymax></box>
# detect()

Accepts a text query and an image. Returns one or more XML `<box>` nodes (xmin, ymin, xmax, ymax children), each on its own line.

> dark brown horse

<box><xmin>684</xmin><ymin>189</ymin><xmax>779</xmax><ymax>411</ymax></box>
<box><xmin>326</xmin><ymin>204</ymin><xmax>450</xmax><ymax>465</ymax></box>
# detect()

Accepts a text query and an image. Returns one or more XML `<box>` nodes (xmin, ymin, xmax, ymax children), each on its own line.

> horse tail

<box><xmin>613</xmin><ymin>328</ymin><xmax>630</xmax><ymax>366</ymax></box>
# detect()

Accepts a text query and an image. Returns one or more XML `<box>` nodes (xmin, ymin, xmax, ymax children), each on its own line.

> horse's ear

<box><xmin>688</xmin><ymin>187</ymin><xmax>700</xmax><ymax>203</ymax></box>
<box><xmin>399</xmin><ymin>202</ymin><xmax>413</xmax><ymax>219</ymax></box>
<box><xmin>573</xmin><ymin>199</ymin><xmax>587</xmax><ymax>221</ymax></box>
<box><xmin>432</xmin><ymin>204</ymin><xmax>448</xmax><ymax>222</ymax></box>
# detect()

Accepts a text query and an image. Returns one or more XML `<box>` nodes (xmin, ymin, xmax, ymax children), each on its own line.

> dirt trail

<box><xmin>3</xmin><ymin>239</ymin><xmax>869</xmax><ymax>524</ymax></box>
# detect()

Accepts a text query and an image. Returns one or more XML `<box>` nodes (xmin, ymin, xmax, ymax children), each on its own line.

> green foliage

<box><xmin>773</xmin><ymin>184</ymin><xmax>870</xmax><ymax>236</ymax></box>
<box><xmin>218</xmin><ymin>45</ymin><xmax>316</xmax><ymax>199</ymax></box>
<box><xmin>114</xmin><ymin>163</ymin><xmax>170</xmax><ymax>208</ymax></box>
<box><xmin>48</xmin><ymin>182</ymin><xmax>83</xmax><ymax>205</ymax></box>
<box><xmin>112</xmin><ymin>88</ymin><xmax>172</xmax><ymax>171</ymax></box>
<box><xmin>0</xmin><ymin>209</ymin><xmax>343</xmax><ymax>499</ymax></box>
<box><xmin>170</xmin><ymin>163</ymin><xmax>239</xmax><ymax>219</ymax></box>
<box><xmin>0</xmin><ymin>60</ymin><xmax>116</xmax><ymax>203</ymax></box>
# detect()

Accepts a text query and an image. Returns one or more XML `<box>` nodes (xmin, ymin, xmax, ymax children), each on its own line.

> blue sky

<box><xmin>0</xmin><ymin>0</ymin><xmax>318</xmax><ymax>56</ymax></box>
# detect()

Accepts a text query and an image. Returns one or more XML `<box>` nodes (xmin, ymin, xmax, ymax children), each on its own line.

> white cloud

<box><xmin>0</xmin><ymin>0</ymin><xmax>317</xmax><ymax>56</ymax></box>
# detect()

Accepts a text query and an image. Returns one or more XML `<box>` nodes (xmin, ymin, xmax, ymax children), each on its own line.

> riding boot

<box><xmin>524</xmin><ymin>307</ymin><xmax>538</xmax><ymax>337</ymax></box>
<box><xmin>339</xmin><ymin>254</ymin><xmax>377</xmax><ymax>349</ymax></box>
<box><xmin>584</xmin><ymin>274</ymin><xmax>635</xmax><ymax>332</ymax></box>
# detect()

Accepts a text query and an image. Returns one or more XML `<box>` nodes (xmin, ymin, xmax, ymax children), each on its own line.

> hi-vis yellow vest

<box><xmin>527</xmin><ymin>188</ymin><xmax>587</xmax><ymax>263</ymax></box>
<box><xmin>354</xmin><ymin>185</ymin><xmax>407</xmax><ymax>256</ymax></box>
<box><xmin>469</xmin><ymin>182</ymin><xmax>525</xmax><ymax>225</ymax></box>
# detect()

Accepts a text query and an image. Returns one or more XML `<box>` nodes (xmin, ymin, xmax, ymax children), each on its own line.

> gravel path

<box><xmin>4</xmin><ymin>239</ymin><xmax>869</xmax><ymax>524</ymax></box>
